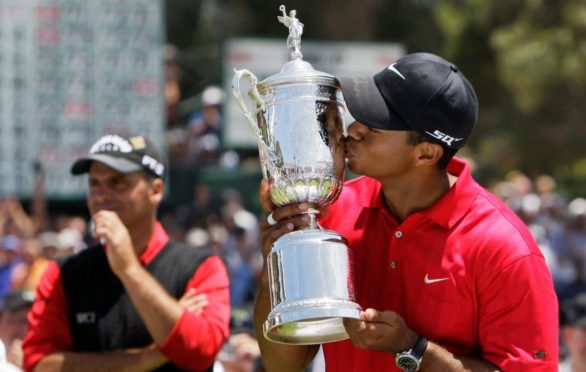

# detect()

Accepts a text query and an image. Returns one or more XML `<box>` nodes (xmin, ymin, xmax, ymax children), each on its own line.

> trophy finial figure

<box><xmin>277</xmin><ymin>5</ymin><xmax>304</xmax><ymax>60</ymax></box>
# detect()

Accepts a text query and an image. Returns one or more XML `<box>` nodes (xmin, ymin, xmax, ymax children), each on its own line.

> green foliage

<box><xmin>430</xmin><ymin>0</ymin><xmax>586</xmax><ymax>195</ymax></box>
<box><xmin>491</xmin><ymin>0</ymin><xmax>586</xmax><ymax>112</ymax></box>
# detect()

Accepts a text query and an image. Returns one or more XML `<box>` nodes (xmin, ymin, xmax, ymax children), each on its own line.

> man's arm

<box><xmin>23</xmin><ymin>261</ymin><xmax>169</xmax><ymax>372</ymax></box>
<box><xmin>254</xmin><ymin>260</ymin><xmax>319</xmax><ymax>372</ymax></box>
<box><xmin>92</xmin><ymin>210</ymin><xmax>190</xmax><ymax>344</ymax></box>
<box><xmin>344</xmin><ymin>252</ymin><xmax>559</xmax><ymax>371</ymax></box>
<box><xmin>344</xmin><ymin>309</ymin><xmax>500</xmax><ymax>372</ymax></box>
<box><xmin>254</xmin><ymin>180</ymin><xmax>320</xmax><ymax>371</ymax></box>
<box><xmin>25</xmin><ymin>225</ymin><xmax>228</xmax><ymax>371</ymax></box>
<box><xmin>93</xmin><ymin>211</ymin><xmax>229</xmax><ymax>370</ymax></box>
<box><xmin>421</xmin><ymin>343</ymin><xmax>499</xmax><ymax>371</ymax></box>
<box><xmin>34</xmin><ymin>288</ymin><xmax>212</xmax><ymax>372</ymax></box>
<box><xmin>26</xmin><ymin>270</ymin><xmax>212</xmax><ymax>372</ymax></box>
<box><xmin>154</xmin><ymin>256</ymin><xmax>230</xmax><ymax>370</ymax></box>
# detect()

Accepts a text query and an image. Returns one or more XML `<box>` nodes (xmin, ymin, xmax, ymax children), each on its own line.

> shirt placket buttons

<box><xmin>391</xmin><ymin>231</ymin><xmax>403</xmax><ymax>269</ymax></box>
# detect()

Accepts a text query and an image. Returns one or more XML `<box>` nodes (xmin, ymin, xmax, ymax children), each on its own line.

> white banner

<box><xmin>224</xmin><ymin>38</ymin><xmax>405</xmax><ymax>148</ymax></box>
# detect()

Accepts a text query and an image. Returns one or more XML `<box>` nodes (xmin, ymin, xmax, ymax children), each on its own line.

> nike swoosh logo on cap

<box><xmin>424</xmin><ymin>274</ymin><xmax>450</xmax><ymax>284</ymax></box>
<box><xmin>388</xmin><ymin>63</ymin><xmax>406</xmax><ymax>80</ymax></box>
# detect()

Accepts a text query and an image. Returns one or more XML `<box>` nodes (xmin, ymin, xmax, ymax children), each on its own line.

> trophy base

<box><xmin>264</xmin><ymin>229</ymin><xmax>362</xmax><ymax>345</ymax></box>
<box><xmin>263</xmin><ymin>299</ymin><xmax>361</xmax><ymax>345</ymax></box>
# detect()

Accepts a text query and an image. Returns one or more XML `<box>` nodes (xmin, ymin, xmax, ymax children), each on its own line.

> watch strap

<box><xmin>394</xmin><ymin>334</ymin><xmax>428</xmax><ymax>371</ymax></box>
<box><xmin>411</xmin><ymin>335</ymin><xmax>428</xmax><ymax>360</ymax></box>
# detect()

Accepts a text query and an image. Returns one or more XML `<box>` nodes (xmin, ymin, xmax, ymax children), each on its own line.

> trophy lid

<box><xmin>258</xmin><ymin>6</ymin><xmax>337</xmax><ymax>89</ymax></box>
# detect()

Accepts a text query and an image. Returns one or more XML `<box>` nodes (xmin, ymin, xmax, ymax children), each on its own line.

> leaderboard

<box><xmin>0</xmin><ymin>0</ymin><xmax>165</xmax><ymax>198</ymax></box>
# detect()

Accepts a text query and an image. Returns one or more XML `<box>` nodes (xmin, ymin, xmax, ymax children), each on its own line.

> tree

<box><xmin>431</xmin><ymin>0</ymin><xmax>586</xmax><ymax>195</ymax></box>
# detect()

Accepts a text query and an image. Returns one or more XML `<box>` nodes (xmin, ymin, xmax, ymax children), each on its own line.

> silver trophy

<box><xmin>232</xmin><ymin>5</ymin><xmax>361</xmax><ymax>345</ymax></box>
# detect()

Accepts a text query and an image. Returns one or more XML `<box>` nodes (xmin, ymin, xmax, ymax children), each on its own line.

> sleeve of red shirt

<box><xmin>478</xmin><ymin>253</ymin><xmax>559</xmax><ymax>371</ymax></box>
<box><xmin>158</xmin><ymin>255</ymin><xmax>231</xmax><ymax>371</ymax></box>
<box><xmin>22</xmin><ymin>260</ymin><xmax>72</xmax><ymax>371</ymax></box>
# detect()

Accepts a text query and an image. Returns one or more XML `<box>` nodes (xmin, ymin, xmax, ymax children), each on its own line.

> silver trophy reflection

<box><xmin>232</xmin><ymin>5</ymin><xmax>361</xmax><ymax>345</ymax></box>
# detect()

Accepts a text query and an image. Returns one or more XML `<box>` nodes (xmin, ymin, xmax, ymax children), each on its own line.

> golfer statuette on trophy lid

<box><xmin>232</xmin><ymin>5</ymin><xmax>361</xmax><ymax>345</ymax></box>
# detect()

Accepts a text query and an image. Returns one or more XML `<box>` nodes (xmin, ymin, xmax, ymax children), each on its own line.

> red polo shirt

<box><xmin>23</xmin><ymin>222</ymin><xmax>230</xmax><ymax>371</ymax></box>
<box><xmin>320</xmin><ymin>157</ymin><xmax>558</xmax><ymax>371</ymax></box>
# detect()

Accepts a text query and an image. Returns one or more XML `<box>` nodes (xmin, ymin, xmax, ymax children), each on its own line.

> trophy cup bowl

<box><xmin>232</xmin><ymin>6</ymin><xmax>361</xmax><ymax>345</ymax></box>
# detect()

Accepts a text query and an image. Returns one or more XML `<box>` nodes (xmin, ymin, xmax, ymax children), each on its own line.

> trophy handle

<box><xmin>232</xmin><ymin>69</ymin><xmax>266</xmax><ymax>140</ymax></box>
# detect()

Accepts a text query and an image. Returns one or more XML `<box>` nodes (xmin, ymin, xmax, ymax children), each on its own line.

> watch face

<box><xmin>397</xmin><ymin>355</ymin><xmax>420</xmax><ymax>371</ymax></box>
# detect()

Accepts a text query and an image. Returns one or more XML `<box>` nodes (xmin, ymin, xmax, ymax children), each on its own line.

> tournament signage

<box><xmin>0</xmin><ymin>0</ymin><xmax>165</xmax><ymax>198</ymax></box>
<box><xmin>224</xmin><ymin>38</ymin><xmax>405</xmax><ymax>148</ymax></box>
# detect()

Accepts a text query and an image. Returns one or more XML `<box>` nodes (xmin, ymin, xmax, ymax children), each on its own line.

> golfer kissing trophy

<box><xmin>232</xmin><ymin>5</ymin><xmax>361</xmax><ymax>345</ymax></box>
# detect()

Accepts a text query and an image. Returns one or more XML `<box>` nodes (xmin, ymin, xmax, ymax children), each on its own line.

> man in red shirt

<box><xmin>256</xmin><ymin>53</ymin><xmax>558</xmax><ymax>371</ymax></box>
<box><xmin>23</xmin><ymin>134</ymin><xmax>230</xmax><ymax>371</ymax></box>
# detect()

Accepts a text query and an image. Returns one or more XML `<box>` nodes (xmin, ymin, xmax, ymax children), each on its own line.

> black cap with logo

<box><xmin>339</xmin><ymin>52</ymin><xmax>478</xmax><ymax>149</ymax></box>
<box><xmin>71</xmin><ymin>134</ymin><xmax>166</xmax><ymax>178</ymax></box>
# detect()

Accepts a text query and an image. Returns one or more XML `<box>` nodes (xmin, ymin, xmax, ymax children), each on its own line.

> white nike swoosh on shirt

<box><xmin>388</xmin><ymin>63</ymin><xmax>406</xmax><ymax>80</ymax></box>
<box><xmin>424</xmin><ymin>274</ymin><xmax>450</xmax><ymax>284</ymax></box>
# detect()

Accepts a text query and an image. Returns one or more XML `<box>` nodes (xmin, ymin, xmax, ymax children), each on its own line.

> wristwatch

<box><xmin>395</xmin><ymin>335</ymin><xmax>428</xmax><ymax>371</ymax></box>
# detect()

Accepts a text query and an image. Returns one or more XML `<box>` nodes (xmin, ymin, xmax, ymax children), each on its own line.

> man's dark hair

<box><xmin>406</xmin><ymin>131</ymin><xmax>457</xmax><ymax>170</ymax></box>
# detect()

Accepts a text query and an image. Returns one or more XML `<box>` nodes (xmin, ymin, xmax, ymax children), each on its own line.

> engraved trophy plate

<box><xmin>232</xmin><ymin>5</ymin><xmax>361</xmax><ymax>345</ymax></box>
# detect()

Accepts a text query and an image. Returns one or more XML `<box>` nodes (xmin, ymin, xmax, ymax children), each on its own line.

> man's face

<box><xmin>345</xmin><ymin>121</ymin><xmax>415</xmax><ymax>179</ymax></box>
<box><xmin>324</xmin><ymin>102</ymin><xmax>346</xmax><ymax>181</ymax></box>
<box><xmin>87</xmin><ymin>162</ymin><xmax>159</xmax><ymax>229</ymax></box>
<box><xmin>0</xmin><ymin>307</ymin><xmax>29</xmax><ymax>344</ymax></box>
<box><xmin>563</xmin><ymin>324</ymin><xmax>586</xmax><ymax>361</ymax></box>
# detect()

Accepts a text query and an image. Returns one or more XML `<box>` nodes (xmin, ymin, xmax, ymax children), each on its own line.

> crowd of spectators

<box><xmin>0</xmin><ymin>197</ymin><xmax>90</xmax><ymax>370</ymax></box>
<box><xmin>0</xmin><ymin>164</ymin><xmax>584</xmax><ymax>370</ymax></box>
<box><xmin>489</xmin><ymin>171</ymin><xmax>586</xmax><ymax>368</ymax></box>
<box><xmin>1</xmin><ymin>71</ymin><xmax>584</xmax><ymax>368</ymax></box>
<box><xmin>164</xmin><ymin>44</ymin><xmax>239</xmax><ymax>171</ymax></box>
<box><xmin>489</xmin><ymin>172</ymin><xmax>586</xmax><ymax>304</ymax></box>
<box><xmin>0</xmin><ymin>75</ymin><xmax>583</xmax><ymax>369</ymax></box>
